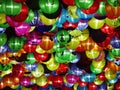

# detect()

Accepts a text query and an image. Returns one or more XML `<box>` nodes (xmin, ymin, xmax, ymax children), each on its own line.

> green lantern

<box><xmin>25</xmin><ymin>10</ymin><xmax>35</xmax><ymax>23</ymax></box>
<box><xmin>8</xmin><ymin>37</ymin><xmax>25</xmax><ymax>51</ymax></box>
<box><xmin>0</xmin><ymin>33</ymin><xmax>7</xmax><ymax>46</ymax></box>
<box><xmin>56</xmin><ymin>30</ymin><xmax>71</xmax><ymax>45</ymax></box>
<box><xmin>107</xmin><ymin>0</ymin><xmax>119</xmax><ymax>6</ymax></box>
<box><xmin>0</xmin><ymin>23</ymin><xmax>9</xmax><ymax>28</ymax></box>
<box><xmin>26</xmin><ymin>53</ymin><xmax>36</xmax><ymax>64</ymax></box>
<box><xmin>96</xmin><ymin>2</ymin><xmax>106</xmax><ymax>15</ymax></box>
<box><xmin>39</xmin><ymin>0</ymin><xmax>59</xmax><ymax>14</ymax></box>
<box><xmin>111</xmin><ymin>48</ymin><xmax>120</xmax><ymax>57</ymax></box>
<box><xmin>2</xmin><ymin>0</ymin><xmax>22</xmax><ymax>15</ymax></box>
<box><xmin>90</xmin><ymin>64</ymin><xmax>103</xmax><ymax>74</ymax></box>
<box><xmin>74</xmin><ymin>0</ymin><xmax>94</xmax><ymax>9</ymax></box>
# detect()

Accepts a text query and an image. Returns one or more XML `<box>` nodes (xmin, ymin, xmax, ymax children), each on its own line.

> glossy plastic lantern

<box><xmin>77</xmin><ymin>29</ymin><xmax>89</xmax><ymax>41</ymax></box>
<box><xmin>2</xmin><ymin>0</ymin><xmax>22</xmax><ymax>15</ymax></box>
<box><xmin>88</xmin><ymin>17</ymin><xmax>105</xmax><ymax>29</ymax></box>
<box><xmin>39</xmin><ymin>0</ymin><xmax>59</xmax><ymax>14</ymax></box>
<box><xmin>62</xmin><ymin>0</ymin><xmax>74</xmax><ymax>6</ymax></box>
<box><xmin>12</xmin><ymin>64</ymin><xmax>25</xmax><ymax>77</ymax></box>
<box><xmin>76</xmin><ymin>9</ymin><xmax>94</xmax><ymax>20</ymax></box>
<box><xmin>26</xmin><ymin>30</ymin><xmax>42</xmax><ymax>45</ymax></box>
<box><xmin>0</xmin><ymin>44</ymin><xmax>8</xmax><ymax>54</ymax></box>
<box><xmin>15</xmin><ymin>23</ymin><xmax>31</xmax><ymax>36</ymax></box>
<box><xmin>101</xmin><ymin>24</ymin><xmax>115</xmax><ymax>35</ymax></box>
<box><xmin>6</xmin><ymin>16</ymin><xmax>23</xmax><ymax>27</ymax></box>
<box><xmin>0</xmin><ymin>14</ymin><xmax>6</xmax><ymax>24</ymax></box>
<box><xmin>88</xmin><ymin>82</ymin><xmax>97</xmax><ymax>90</ymax></box>
<box><xmin>82</xmin><ymin>1</ymin><xmax>99</xmax><ymax>14</ymax></box>
<box><xmin>97</xmin><ymin>1</ymin><xmax>106</xmax><ymax>15</ymax></box>
<box><xmin>105</xmin><ymin>18</ymin><xmax>120</xmax><ymax>28</ymax></box>
<box><xmin>36</xmin><ymin>75</ymin><xmax>48</xmax><ymax>87</ymax></box>
<box><xmin>8</xmin><ymin>37</ymin><xmax>25</xmax><ymax>51</ymax></box>
<box><xmin>25</xmin><ymin>9</ymin><xmax>35</xmax><ymax>23</ymax></box>
<box><xmin>74</xmin><ymin>0</ymin><xmax>94</xmax><ymax>9</ymax></box>
<box><xmin>20</xmin><ymin>76</ymin><xmax>31</xmax><ymax>87</ymax></box>
<box><xmin>39</xmin><ymin>35</ymin><xmax>54</xmax><ymax>50</ymax></box>
<box><xmin>110</xmin><ymin>37</ymin><xmax>120</xmax><ymax>48</ymax></box>
<box><xmin>56</xmin><ymin>30</ymin><xmax>71</xmax><ymax>45</ymax></box>
<box><xmin>66</xmin><ymin>37</ymin><xmax>79</xmax><ymax>49</ymax></box>
<box><xmin>13</xmin><ymin>0</ymin><xmax>26</xmax><ymax>3</ymax></box>
<box><xmin>77</xmin><ymin>21</ymin><xmax>88</xmax><ymax>30</ymax></box>
<box><xmin>11</xmin><ymin>3</ymin><xmax>29</xmax><ymax>22</ymax></box>
<box><xmin>40</xmin><ymin>14</ymin><xmax>58</xmax><ymax>25</ymax></box>
<box><xmin>0</xmin><ymin>53</ymin><xmax>10</xmax><ymax>64</ymax></box>
<box><xmin>67</xmin><ymin>6</ymin><xmax>78</xmax><ymax>18</ymax></box>
<box><xmin>31</xmin><ymin>64</ymin><xmax>44</xmax><ymax>77</ymax></box>
<box><xmin>85</xmin><ymin>49</ymin><xmax>100</xmax><ymax>59</ymax></box>
<box><xmin>105</xmin><ymin>69</ymin><xmax>117</xmax><ymax>80</ymax></box>
<box><xmin>0</xmin><ymin>33</ymin><xmax>7</xmax><ymax>46</ymax></box>
<box><xmin>106</xmin><ymin>4</ymin><xmax>120</xmax><ymax>19</ymax></box>
<box><xmin>0</xmin><ymin>27</ymin><xmax>6</xmax><ymax>34</ymax></box>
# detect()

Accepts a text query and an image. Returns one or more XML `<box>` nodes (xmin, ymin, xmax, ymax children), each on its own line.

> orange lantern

<box><xmin>106</xmin><ymin>4</ymin><xmax>120</xmax><ymax>19</ymax></box>
<box><xmin>81</xmin><ymin>37</ymin><xmax>95</xmax><ymax>50</ymax></box>
<box><xmin>0</xmin><ymin>53</ymin><xmax>10</xmax><ymax>64</ymax></box>
<box><xmin>39</xmin><ymin>35</ymin><xmax>54</xmax><ymax>50</ymax></box>
<box><xmin>0</xmin><ymin>81</ymin><xmax>6</xmax><ymax>89</ymax></box>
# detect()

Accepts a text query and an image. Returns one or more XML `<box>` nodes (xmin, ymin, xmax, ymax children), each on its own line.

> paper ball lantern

<box><xmin>67</xmin><ymin>6</ymin><xmax>78</xmax><ymax>18</ymax></box>
<box><xmin>0</xmin><ymin>14</ymin><xmax>6</xmax><ymax>24</ymax></box>
<box><xmin>52</xmin><ymin>76</ymin><xmax>63</xmax><ymax>88</ymax></box>
<box><xmin>39</xmin><ymin>0</ymin><xmax>59</xmax><ymax>14</ymax></box>
<box><xmin>74</xmin><ymin>0</ymin><xmax>94</xmax><ymax>9</ymax></box>
<box><xmin>110</xmin><ymin>37</ymin><xmax>120</xmax><ymax>48</ymax></box>
<box><xmin>62</xmin><ymin>21</ymin><xmax>78</xmax><ymax>29</ymax></box>
<box><xmin>20</xmin><ymin>76</ymin><xmax>31</xmax><ymax>87</ymax></box>
<box><xmin>77</xmin><ymin>21</ymin><xmax>88</xmax><ymax>30</ymax></box>
<box><xmin>107</xmin><ymin>0</ymin><xmax>120</xmax><ymax>6</ymax></box>
<box><xmin>0</xmin><ymin>27</ymin><xmax>6</xmax><ymax>34</ymax></box>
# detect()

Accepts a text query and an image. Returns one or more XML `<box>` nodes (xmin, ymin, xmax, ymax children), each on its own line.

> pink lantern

<box><xmin>15</xmin><ymin>22</ymin><xmax>31</xmax><ymax>36</ymax></box>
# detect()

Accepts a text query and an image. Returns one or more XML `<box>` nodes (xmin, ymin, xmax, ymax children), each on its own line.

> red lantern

<box><xmin>39</xmin><ymin>35</ymin><xmax>54</xmax><ymax>50</ymax></box>
<box><xmin>34</xmin><ymin>52</ymin><xmax>50</xmax><ymax>62</ymax></box>
<box><xmin>62</xmin><ymin>86</ymin><xmax>73</xmax><ymax>90</ymax></box>
<box><xmin>13</xmin><ymin>0</ymin><xmax>26</xmax><ymax>2</ymax></box>
<box><xmin>106</xmin><ymin>4</ymin><xmax>120</xmax><ymax>19</ymax></box>
<box><xmin>78</xmin><ymin>79</ymin><xmax>88</xmax><ymax>87</ymax></box>
<box><xmin>23</xmin><ymin>44</ymin><xmax>36</xmax><ymax>53</ymax></box>
<box><xmin>115</xmin><ymin>82</ymin><xmax>120</xmax><ymax>90</ymax></box>
<box><xmin>63</xmin><ymin>21</ymin><xmax>78</xmax><ymax>29</ymax></box>
<box><xmin>56</xmin><ymin>64</ymin><xmax>69</xmax><ymax>75</ymax></box>
<box><xmin>11</xmin><ymin>3</ymin><xmax>28</xmax><ymax>22</ymax></box>
<box><xmin>75</xmin><ymin>43</ymin><xmax>85</xmax><ymax>52</ymax></box>
<box><xmin>82</xmin><ymin>1</ymin><xmax>99</xmax><ymax>14</ymax></box>
<box><xmin>52</xmin><ymin>76</ymin><xmax>64</xmax><ymax>88</ymax></box>
<box><xmin>88</xmin><ymin>82</ymin><xmax>97</xmax><ymax>90</ymax></box>
<box><xmin>98</xmin><ymin>72</ymin><xmax>106</xmax><ymax>81</ymax></box>
<box><xmin>12</xmin><ymin>64</ymin><xmax>25</xmax><ymax>78</ymax></box>
<box><xmin>62</xmin><ymin>0</ymin><xmax>75</xmax><ymax>6</ymax></box>
<box><xmin>101</xmin><ymin>24</ymin><xmax>115</xmax><ymax>35</ymax></box>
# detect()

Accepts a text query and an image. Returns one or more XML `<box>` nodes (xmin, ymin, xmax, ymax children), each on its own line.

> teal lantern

<box><xmin>39</xmin><ymin>0</ymin><xmax>60</xmax><ymax>14</ymax></box>
<box><xmin>8</xmin><ymin>37</ymin><xmax>25</xmax><ymax>51</ymax></box>
<box><xmin>74</xmin><ymin>0</ymin><xmax>94</xmax><ymax>9</ymax></box>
